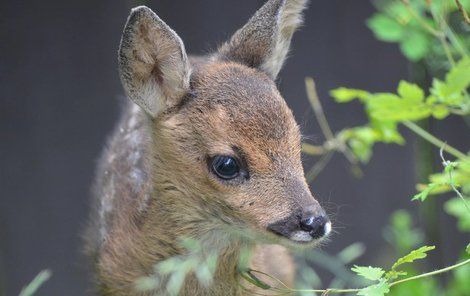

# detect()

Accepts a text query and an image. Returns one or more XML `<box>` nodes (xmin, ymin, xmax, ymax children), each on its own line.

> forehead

<box><xmin>182</xmin><ymin>61</ymin><xmax>301</xmax><ymax>169</ymax></box>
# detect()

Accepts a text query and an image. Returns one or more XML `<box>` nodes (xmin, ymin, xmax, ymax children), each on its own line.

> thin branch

<box><xmin>306</xmin><ymin>151</ymin><xmax>334</xmax><ymax>182</ymax></box>
<box><xmin>389</xmin><ymin>258</ymin><xmax>470</xmax><ymax>287</ymax></box>
<box><xmin>301</xmin><ymin>143</ymin><xmax>327</xmax><ymax>155</ymax></box>
<box><xmin>305</xmin><ymin>77</ymin><xmax>335</xmax><ymax>140</ymax></box>
<box><xmin>304</xmin><ymin>77</ymin><xmax>362</xmax><ymax>175</ymax></box>
<box><xmin>402</xmin><ymin>121</ymin><xmax>470</xmax><ymax>161</ymax></box>
<box><xmin>439</xmin><ymin>146</ymin><xmax>470</xmax><ymax>213</ymax></box>
<box><xmin>455</xmin><ymin>0</ymin><xmax>470</xmax><ymax>25</ymax></box>
<box><xmin>400</xmin><ymin>0</ymin><xmax>443</xmax><ymax>37</ymax></box>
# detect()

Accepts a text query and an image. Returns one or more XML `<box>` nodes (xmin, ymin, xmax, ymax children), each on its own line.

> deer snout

<box><xmin>267</xmin><ymin>204</ymin><xmax>331</xmax><ymax>244</ymax></box>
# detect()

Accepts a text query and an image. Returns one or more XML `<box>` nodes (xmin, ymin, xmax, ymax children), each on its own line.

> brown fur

<box><xmin>86</xmin><ymin>1</ymin><xmax>329</xmax><ymax>295</ymax></box>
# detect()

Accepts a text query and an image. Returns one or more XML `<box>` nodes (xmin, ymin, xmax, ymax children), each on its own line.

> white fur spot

<box><xmin>324</xmin><ymin>221</ymin><xmax>332</xmax><ymax>236</ymax></box>
<box><xmin>290</xmin><ymin>230</ymin><xmax>313</xmax><ymax>242</ymax></box>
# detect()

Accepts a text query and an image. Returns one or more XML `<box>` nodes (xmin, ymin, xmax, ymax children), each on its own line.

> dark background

<box><xmin>1</xmin><ymin>0</ymin><xmax>468</xmax><ymax>295</ymax></box>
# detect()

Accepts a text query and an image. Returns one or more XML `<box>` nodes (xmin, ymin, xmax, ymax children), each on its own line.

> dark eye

<box><xmin>211</xmin><ymin>155</ymin><xmax>240</xmax><ymax>180</ymax></box>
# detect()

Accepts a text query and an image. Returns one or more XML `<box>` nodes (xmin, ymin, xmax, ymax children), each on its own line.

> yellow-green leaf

<box><xmin>352</xmin><ymin>266</ymin><xmax>385</xmax><ymax>281</ymax></box>
<box><xmin>330</xmin><ymin>87</ymin><xmax>370</xmax><ymax>103</ymax></box>
<box><xmin>391</xmin><ymin>246</ymin><xmax>435</xmax><ymax>270</ymax></box>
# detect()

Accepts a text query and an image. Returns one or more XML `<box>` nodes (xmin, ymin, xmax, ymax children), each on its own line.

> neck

<box><xmin>138</xmin><ymin>186</ymin><xmax>251</xmax><ymax>295</ymax></box>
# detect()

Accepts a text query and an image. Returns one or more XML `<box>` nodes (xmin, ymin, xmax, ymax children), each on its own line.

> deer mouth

<box><xmin>267</xmin><ymin>220</ymin><xmax>332</xmax><ymax>244</ymax></box>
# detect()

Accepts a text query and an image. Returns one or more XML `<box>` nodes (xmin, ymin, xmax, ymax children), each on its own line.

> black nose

<box><xmin>300</xmin><ymin>215</ymin><xmax>330</xmax><ymax>239</ymax></box>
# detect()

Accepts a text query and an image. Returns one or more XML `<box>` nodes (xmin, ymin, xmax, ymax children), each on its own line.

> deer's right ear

<box><xmin>118</xmin><ymin>6</ymin><xmax>191</xmax><ymax>118</ymax></box>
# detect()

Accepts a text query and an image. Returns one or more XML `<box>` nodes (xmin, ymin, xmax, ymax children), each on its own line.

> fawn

<box><xmin>86</xmin><ymin>0</ymin><xmax>331</xmax><ymax>295</ymax></box>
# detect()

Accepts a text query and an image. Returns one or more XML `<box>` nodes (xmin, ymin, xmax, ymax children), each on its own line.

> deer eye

<box><xmin>211</xmin><ymin>155</ymin><xmax>240</xmax><ymax>180</ymax></box>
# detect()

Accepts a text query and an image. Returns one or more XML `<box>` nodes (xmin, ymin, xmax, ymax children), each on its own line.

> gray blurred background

<box><xmin>1</xmin><ymin>0</ymin><xmax>468</xmax><ymax>295</ymax></box>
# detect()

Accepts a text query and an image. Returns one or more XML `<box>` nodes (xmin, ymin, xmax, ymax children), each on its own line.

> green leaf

<box><xmin>367</xmin><ymin>14</ymin><xmax>405</xmax><ymax>42</ymax></box>
<box><xmin>412</xmin><ymin>183</ymin><xmax>442</xmax><ymax>201</ymax></box>
<box><xmin>399</xmin><ymin>30</ymin><xmax>431</xmax><ymax>61</ymax></box>
<box><xmin>240</xmin><ymin>270</ymin><xmax>271</xmax><ymax>290</ymax></box>
<box><xmin>466</xmin><ymin>243</ymin><xmax>470</xmax><ymax>255</ymax></box>
<box><xmin>340</xmin><ymin>127</ymin><xmax>377</xmax><ymax>163</ymax></box>
<box><xmin>431</xmin><ymin>58</ymin><xmax>470</xmax><ymax>106</ymax></box>
<box><xmin>357</xmin><ymin>279</ymin><xmax>390</xmax><ymax>296</ymax></box>
<box><xmin>352</xmin><ymin>266</ymin><xmax>385</xmax><ymax>281</ymax></box>
<box><xmin>431</xmin><ymin>105</ymin><xmax>450</xmax><ymax>120</ymax></box>
<box><xmin>445</xmin><ymin>197</ymin><xmax>470</xmax><ymax>232</ymax></box>
<box><xmin>330</xmin><ymin>87</ymin><xmax>370</xmax><ymax>103</ymax></box>
<box><xmin>397</xmin><ymin>81</ymin><xmax>424</xmax><ymax>102</ymax></box>
<box><xmin>367</xmin><ymin>93</ymin><xmax>431</xmax><ymax>121</ymax></box>
<box><xmin>391</xmin><ymin>246</ymin><xmax>435</xmax><ymax>270</ymax></box>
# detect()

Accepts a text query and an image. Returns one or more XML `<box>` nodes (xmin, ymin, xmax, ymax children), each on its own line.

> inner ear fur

<box><xmin>217</xmin><ymin>0</ymin><xmax>308</xmax><ymax>80</ymax></box>
<box><xmin>118</xmin><ymin>6</ymin><xmax>191</xmax><ymax>118</ymax></box>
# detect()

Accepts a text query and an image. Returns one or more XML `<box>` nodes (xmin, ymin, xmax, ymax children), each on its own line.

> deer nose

<box><xmin>300</xmin><ymin>214</ymin><xmax>331</xmax><ymax>239</ymax></box>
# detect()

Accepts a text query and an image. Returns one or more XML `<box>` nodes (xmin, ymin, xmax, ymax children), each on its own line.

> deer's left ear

<box><xmin>217</xmin><ymin>0</ymin><xmax>308</xmax><ymax>80</ymax></box>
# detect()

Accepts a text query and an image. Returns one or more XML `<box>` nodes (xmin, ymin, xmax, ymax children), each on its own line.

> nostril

<box><xmin>300</xmin><ymin>216</ymin><xmax>315</xmax><ymax>231</ymax></box>
<box><xmin>300</xmin><ymin>215</ymin><xmax>330</xmax><ymax>239</ymax></box>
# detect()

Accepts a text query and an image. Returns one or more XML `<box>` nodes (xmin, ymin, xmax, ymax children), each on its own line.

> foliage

<box><xmin>297</xmin><ymin>0</ymin><xmax>470</xmax><ymax>295</ymax></box>
<box><xmin>367</xmin><ymin>0</ymin><xmax>470</xmax><ymax>67</ymax></box>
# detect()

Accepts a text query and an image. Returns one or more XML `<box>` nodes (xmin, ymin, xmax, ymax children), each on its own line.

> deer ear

<box><xmin>118</xmin><ymin>6</ymin><xmax>191</xmax><ymax>118</ymax></box>
<box><xmin>217</xmin><ymin>0</ymin><xmax>308</xmax><ymax>80</ymax></box>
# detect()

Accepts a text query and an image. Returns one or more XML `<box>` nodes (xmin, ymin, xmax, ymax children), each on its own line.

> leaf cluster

<box><xmin>351</xmin><ymin>246</ymin><xmax>435</xmax><ymax>296</ymax></box>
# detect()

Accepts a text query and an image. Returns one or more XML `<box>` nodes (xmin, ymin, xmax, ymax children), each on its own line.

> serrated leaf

<box><xmin>397</xmin><ymin>81</ymin><xmax>424</xmax><ymax>102</ymax></box>
<box><xmin>431</xmin><ymin>58</ymin><xmax>470</xmax><ymax>106</ymax></box>
<box><xmin>400</xmin><ymin>30</ymin><xmax>431</xmax><ymax>61</ymax></box>
<box><xmin>367</xmin><ymin>14</ymin><xmax>405</xmax><ymax>42</ymax></box>
<box><xmin>391</xmin><ymin>246</ymin><xmax>435</xmax><ymax>270</ymax></box>
<box><xmin>352</xmin><ymin>266</ymin><xmax>385</xmax><ymax>281</ymax></box>
<box><xmin>330</xmin><ymin>87</ymin><xmax>370</xmax><ymax>103</ymax></box>
<box><xmin>357</xmin><ymin>279</ymin><xmax>390</xmax><ymax>296</ymax></box>
<box><xmin>367</xmin><ymin>93</ymin><xmax>431</xmax><ymax>121</ymax></box>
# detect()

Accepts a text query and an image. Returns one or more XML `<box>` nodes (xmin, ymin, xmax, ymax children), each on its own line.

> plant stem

<box><xmin>402</xmin><ymin>121</ymin><xmax>469</xmax><ymax>161</ymax></box>
<box><xmin>389</xmin><ymin>258</ymin><xmax>470</xmax><ymax>287</ymax></box>
<box><xmin>455</xmin><ymin>0</ymin><xmax>470</xmax><ymax>25</ymax></box>
<box><xmin>400</xmin><ymin>0</ymin><xmax>443</xmax><ymax>37</ymax></box>
<box><xmin>248</xmin><ymin>258</ymin><xmax>470</xmax><ymax>295</ymax></box>
<box><xmin>301</xmin><ymin>143</ymin><xmax>327</xmax><ymax>155</ymax></box>
<box><xmin>306</xmin><ymin>152</ymin><xmax>334</xmax><ymax>182</ymax></box>
<box><xmin>305</xmin><ymin>77</ymin><xmax>335</xmax><ymax>140</ymax></box>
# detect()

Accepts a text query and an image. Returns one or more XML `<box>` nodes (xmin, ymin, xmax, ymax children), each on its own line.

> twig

<box><xmin>455</xmin><ymin>0</ymin><xmax>470</xmax><ymax>25</ymax></box>
<box><xmin>304</xmin><ymin>77</ymin><xmax>362</xmax><ymax>174</ymax></box>
<box><xmin>389</xmin><ymin>258</ymin><xmax>470</xmax><ymax>287</ymax></box>
<box><xmin>301</xmin><ymin>143</ymin><xmax>327</xmax><ymax>155</ymax></box>
<box><xmin>305</xmin><ymin>77</ymin><xmax>335</xmax><ymax>140</ymax></box>
<box><xmin>400</xmin><ymin>0</ymin><xmax>443</xmax><ymax>37</ymax></box>
<box><xmin>439</xmin><ymin>146</ymin><xmax>470</xmax><ymax>213</ymax></box>
<box><xmin>306</xmin><ymin>151</ymin><xmax>334</xmax><ymax>182</ymax></box>
<box><xmin>402</xmin><ymin>121</ymin><xmax>470</xmax><ymax>161</ymax></box>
